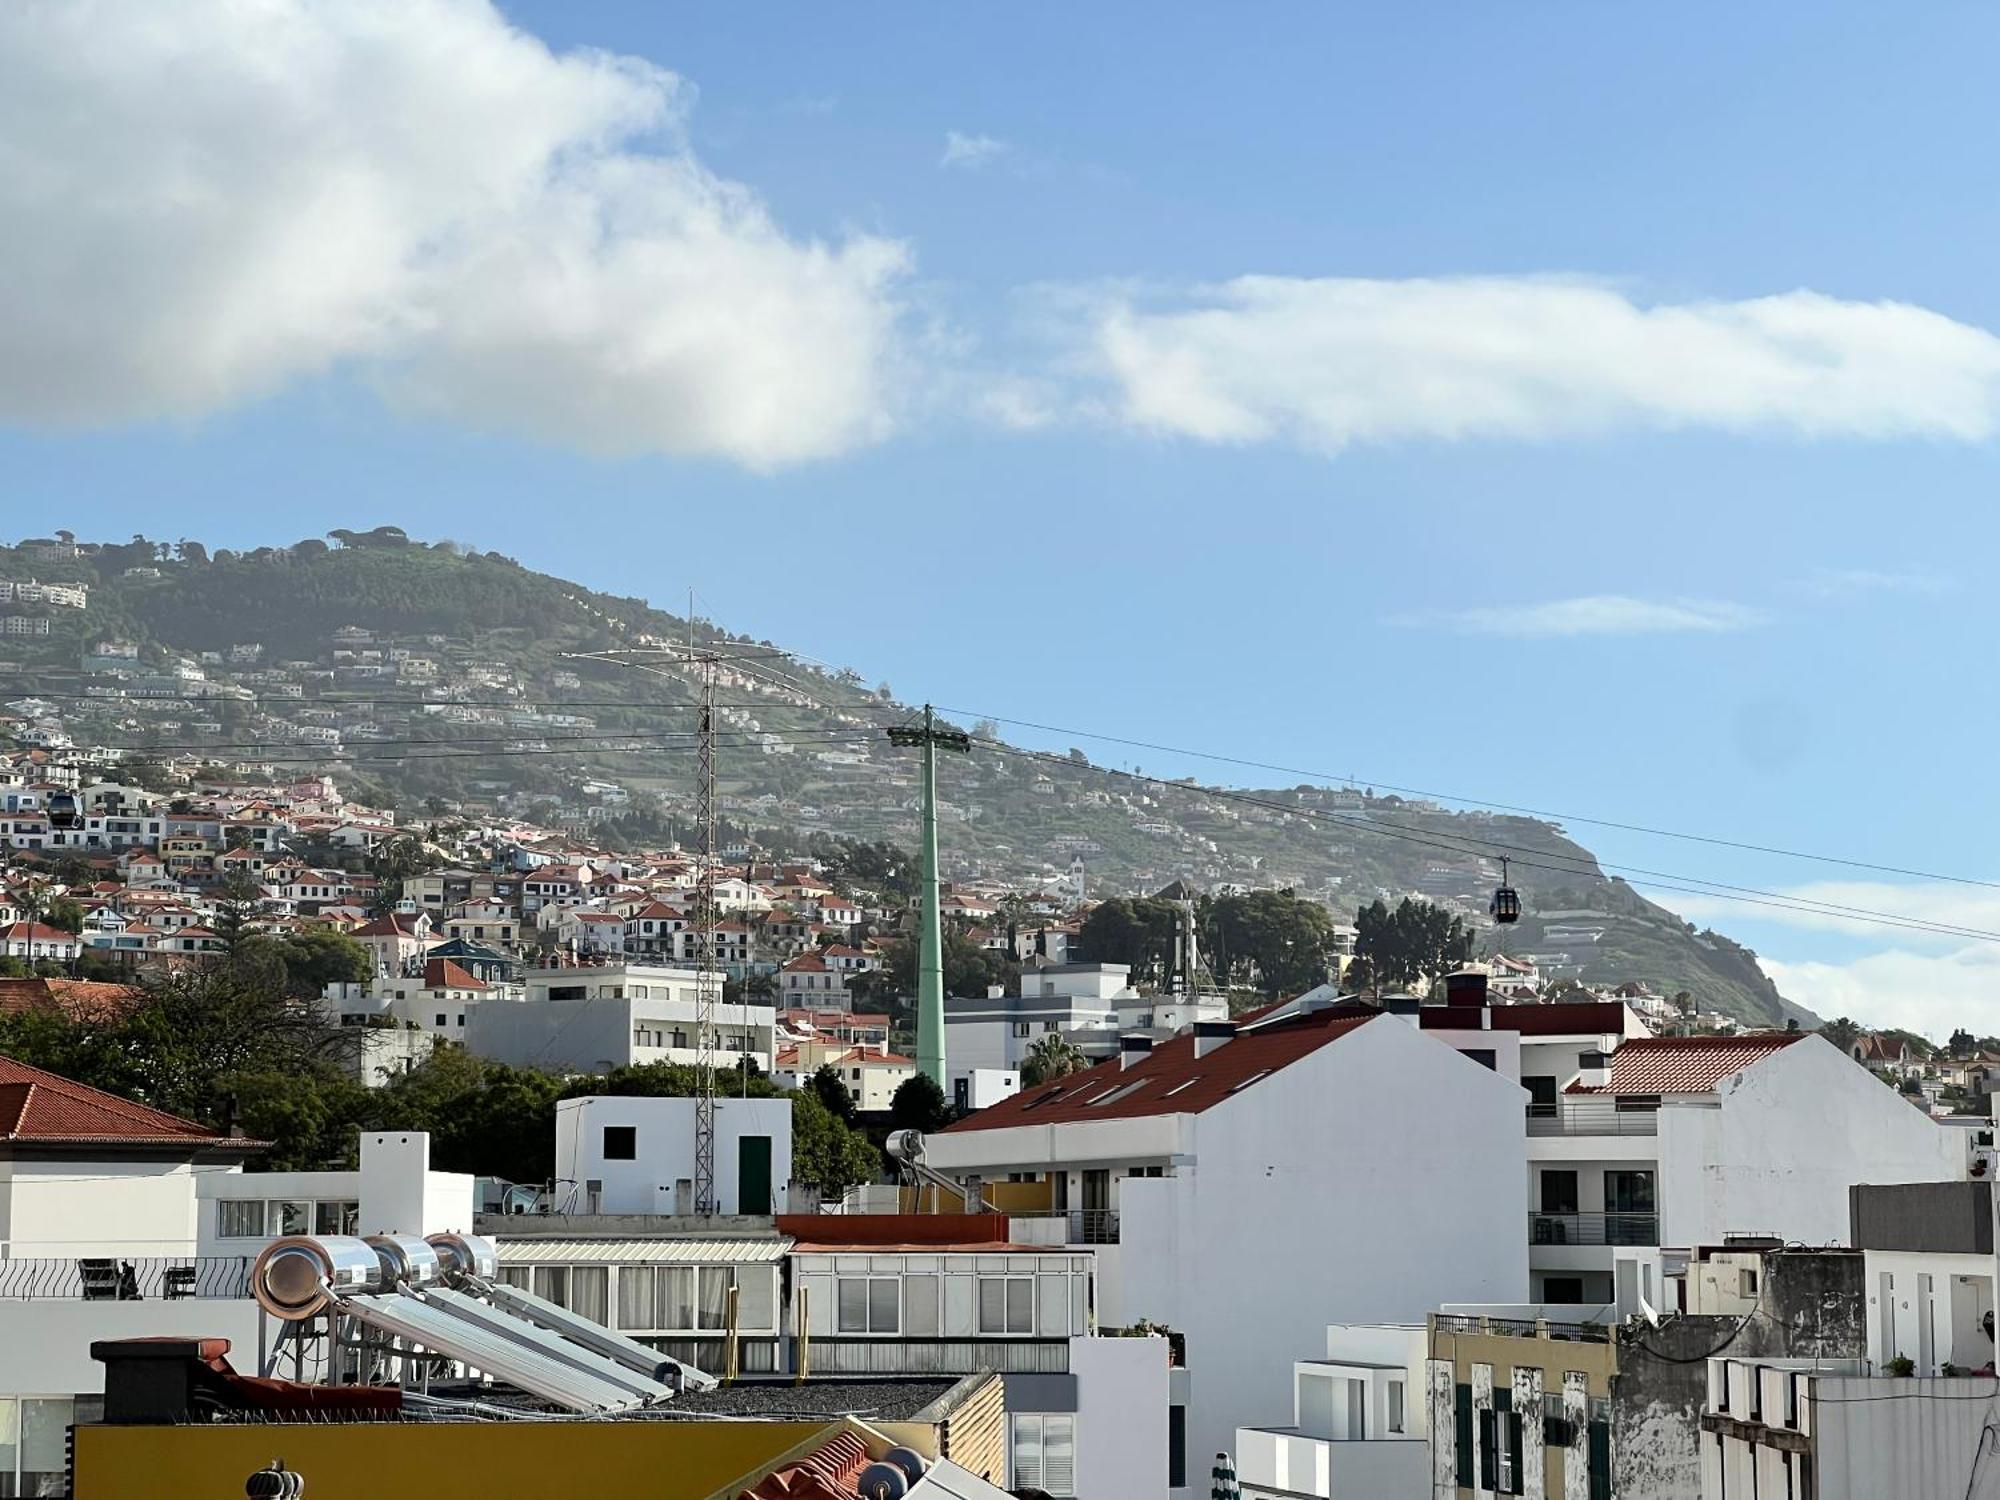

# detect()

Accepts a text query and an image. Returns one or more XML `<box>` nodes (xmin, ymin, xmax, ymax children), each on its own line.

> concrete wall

<box><xmin>0</xmin><ymin>1159</ymin><xmax>238</xmax><ymax>1257</ymax></box>
<box><xmin>1070</xmin><ymin>1334</ymin><xmax>1172</xmax><ymax>1500</ymax></box>
<box><xmin>1118</xmin><ymin>1016</ymin><xmax>1530</xmax><ymax>1487</ymax></box>
<box><xmin>1658</xmin><ymin>1037</ymin><xmax>1963</xmax><ymax>1248</ymax></box>
<box><xmin>1811</xmin><ymin>1373</ymin><xmax>1999</xmax><ymax>1500</ymax></box>
<box><xmin>554</xmin><ymin>1096</ymin><xmax>793</xmax><ymax>1215</ymax></box>
<box><xmin>1612</xmin><ymin>1250</ymin><xmax>1864</xmax><ymax>1500</ymax></box>
<box><xmin>1865</xmin><ymin>1249</ymin><xmax>1995</xmax><ymax>1375</ymax></box>
<box><xmin>0</xmin><ymin>1298</ymin><xmax>266</xmax><ymax>1399</ymax></box>
<box><xmin>359</xmin><ymin>1132</ymin><xmax>476</xmax><ymax>1237</ymax></box>
<box><xmin>467</xmin><ymin>994</ymin><xmax>775</xmax><ymax>1075</ymax></box>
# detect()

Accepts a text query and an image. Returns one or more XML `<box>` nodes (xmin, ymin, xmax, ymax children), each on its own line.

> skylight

<box><xmin>1089</xmin><ymin>1080</ymin><xmax>1149</xmax><ymax>1108</ymax></box>
<box><xmin>1228</xmin><ymin>1069</ymin><xmax>1271</xmax><ymax>1094</ymax></box>
<box><xmin>1163</xmin><ymin>1076</ymin><xmax>1203</xmax><ymax>1097</ymax></box>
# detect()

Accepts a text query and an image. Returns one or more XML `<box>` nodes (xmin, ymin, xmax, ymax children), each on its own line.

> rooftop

<box><xmin>0</xmin><ymin>1056</ymin><xmax>263</xmax><ymax>1151</ymax></box>
<box><xmin>1573</xmin><ymin>1032</ymin><xmax>1807</xmax><ymax>1095</ymax></box>
<box><xmin>943</xmin><ymin>1008</ymin><xmax>1373</xmax><ymax>1131</ymax></box>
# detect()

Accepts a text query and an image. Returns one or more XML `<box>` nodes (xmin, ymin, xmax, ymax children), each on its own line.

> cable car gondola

<box><xmin>46</xmin><ymin>791</ymin><xmax>79</xmax><ymax>831</ymax></box>
<box><xmin>1490</xmin><ymin>856</ymin><xmax>1520</xmax><ymax>925</ymax></box>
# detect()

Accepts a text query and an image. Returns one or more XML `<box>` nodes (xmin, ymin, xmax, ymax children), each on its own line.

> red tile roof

<box><xmin>0</xmin><ymin>1056</ymin><xmax>258</xmax><ymax>1148</ymax></box>
<box><xmin>421</xmin><ymin>957</ymin><xmax>490</xmax><ymax>992</ymax></box>
<box><xmin>0</xmin><ymin>921</ymin><xmax>78</xmax><ymax>944</ymax></box>
<box><xmin>944</xmin><ymin>1009</ymin><xmax>1374</xmax><ymax>1132</ymax></box>
<box><xmin>1574</xmin><ymin>1033</ymin><xmax>1807</xmax><ymax>1095</ymax></box>
<box><xmin>0</xmin><ymin>978</ymin><xmax>146</xmax><ymax>1021</ymax></box>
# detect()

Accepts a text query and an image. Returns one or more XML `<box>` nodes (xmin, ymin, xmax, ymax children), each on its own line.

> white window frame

<box><xmin>1010</xmin><ymin>1412</ymin><xmax>1077</xmax><ymax>1496</ymax></box>
<box><xmin>836</xmin><ymin>1275</ymin><xmax>902</xmax><ymax>1335</ymax></box>
<box><xmin>978</xmin><ymin>1275</ymin><xmax>1035</xmax><ymax>1335</ymax></box>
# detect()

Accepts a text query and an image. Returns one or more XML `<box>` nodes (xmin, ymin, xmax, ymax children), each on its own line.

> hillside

<box><xmin>0</xmin><ymin>530</ymin><xmax>1807</xmax><ymax>1026</ymax></box>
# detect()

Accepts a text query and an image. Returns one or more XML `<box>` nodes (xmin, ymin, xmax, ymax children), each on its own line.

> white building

<box><xmin>1849</xmin><ymin>1180</ymin><xmax>1996</xmax><ymax>1378</ymax></box>
<box><xmin>943</xmin><ymin>965</ymin><xmax>1127</xmax><ymax>1088</ymax></box>
<box><xmin>554</xmin><ymin>1096</ymin><xmax>793</xmax><ymax>1215</ymax></box>
<box><xmin>925</xmin><ymin>1005</ymin><xmax>1531</xmax><ymax>1490</ymax></box>
<box><xmin>466</xmin><ymin>963</ymin><xmax>775</xmax><ymax>1075</ymax></box>
<box><xmin>1234</xmin><ymin>1324</ymin><xmax>1429</xmax><ymax>1500</ymax></box>
<box><xmin>1524</xmin><ymin>1030</ymin><xmax>1966</xmax><ymax>1311</ymax></box>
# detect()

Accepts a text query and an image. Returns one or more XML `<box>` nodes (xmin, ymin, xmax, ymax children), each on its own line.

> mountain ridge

<box><xmin>0</xmin><ymin>529</ymin><xmax>1806</xmax><ymax>1027</ymax></box>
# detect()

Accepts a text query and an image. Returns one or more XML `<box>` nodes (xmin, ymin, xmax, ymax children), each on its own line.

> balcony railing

<box><xmin>0</xmin><ymin>1256</ymin><xmax>253</xmax><ymax>1301</ymax></box>
<box><xmin>1068</xmin><ymin>1209</ymin><xmax>1119</xmax><ymax>1244</ymax></box>
<box><xmin>1527</xmin><ymin>1101</ymin><xmax>1659</xmax><ymax>1136</ymax></box>
<box><xmin>1529</xmin><ymin>1211</ymin><xmax>1658</xmax><ymax>1247</ymax></box>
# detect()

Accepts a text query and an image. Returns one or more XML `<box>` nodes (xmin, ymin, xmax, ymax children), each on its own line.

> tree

<box><xmin>790</xmin><ymin>1093</ymin><xmax>881</xmax><ymax>1200</ymax></box>
<box><xmin>1950</xmin><ymin>1029</ymin><xmax>1977</xmax><ymax>1058</ymax></box>
<box><xmin>1818</xmin><ymin>1017</ymin><xmax>1863</xmax><ymax>1053</ymax></box>
<box><xmin>889</xmin><ymin>1072</ymin><xmax>952</xmax><ymax>1135</ymax></box>
<box><xmin>1021</xmin><ymin>1034</ymin><xmax>1090</xmax><ymax>1087</ymax></box>
<box><xmin>1352</xmin><ymin>898</ymin><xmax>1474</xmax><ymax>992</ymax></box>
<box><xmin>212</xmin><ymin>869</ymin><xmax>266</xmax><ymax>953</ymax></box>
<box><xmin>43</xmin><ymin>896</ymin><xmax>86</xmax><ymax>935</ymax></box>
<box><xmin>809</xmin><ymin>1062</ymin><xmax>857</xmax><ymax>1124</ymax></box>
<box><xmin>849</xmin><ymin>933</ymin><xmax>1008</xmax><ymax>1008</ymax></box>
<box><xmin>1206</xmin><ymin>890</ymin><xmax>1342</xmax><ymax>997</ymax></box>
<box><xmin>1078</xmin><ymin>897</ymin><xmax>1178</xmax><ymax>984</ymax></box>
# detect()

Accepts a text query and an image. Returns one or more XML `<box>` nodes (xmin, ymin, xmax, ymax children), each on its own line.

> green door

<box><xmin>738</xmin><ymin>1135</ymin><xmax>773</xmax><ymax>1214</ymax></box>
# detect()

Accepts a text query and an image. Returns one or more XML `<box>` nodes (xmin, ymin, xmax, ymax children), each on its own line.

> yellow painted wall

<box><xmin>73</xmin><ymin>1419</ymin><xmax>836</xmax><ymax>1500</ymax></box>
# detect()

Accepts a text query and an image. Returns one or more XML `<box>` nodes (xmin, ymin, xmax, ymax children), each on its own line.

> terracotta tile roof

<box><xmin>0</xmin><ymin>921</ymin><xmax>79</xmax><ymax>944</ymax></box>
<box><xmin>421</xmin><ymin>957</ymin><xmax>490</xmax><ymax>992</ymax></box>
<box><xmin>1575</xmin><ymin>1033</ymin><xmax>1807</xmax><ymax>1095</ymax></box>
<box><xmin>0</xmin><ymin>1056</ymin><xmax>257</xmax><ymax>1147</ymax></box>
<box><xmin>944</xmin><ymin>1009</ymin><xmax>1374</xmax><ymax>1132</ymax></box>
<box><xmin>738</xmin><ymin>1429</ymin><xmax>869</xmax><ymax>1500</ymax></box>
<box><xmin>0</xmin><ymin>978</ymin><xmax>146</xmax><ymax>1021</ymax></box>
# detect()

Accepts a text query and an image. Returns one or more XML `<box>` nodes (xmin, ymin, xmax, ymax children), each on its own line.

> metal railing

<box><xmin>1433</xmin><ymin>1313</ymin><xmax>1612</xmax><ymax>1343</ymax></box>
<box><xmin>1528</xmin><ymin>1211</ymin><xmax>1658</xmax><ymax>1247</ymax></box>
<box><xmin>1069</xmin><ymin>1209</ymin><xmax>1119</xmax><ymax>1244</ymax></box>
<box><xmin>1526</xmin><ymin>1101</ymin><xmax>1659</xmax><ymax>1136</ymax></box>
<box><xmin>0</xmin><ymin>1256</ymin><xmax>252</xmax><ymax>1301</ymax></box>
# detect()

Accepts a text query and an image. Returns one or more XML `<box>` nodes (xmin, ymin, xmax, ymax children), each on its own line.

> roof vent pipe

<box><xmin>1193</xmin><ymin>1019</ymin><xmax>1235</xmax><ymax>1059</ymax></box>
<box><xmin>1121</xmin><ymin>1035</ymin><xmax>1154</xmax><ymax>1070</ymax></box>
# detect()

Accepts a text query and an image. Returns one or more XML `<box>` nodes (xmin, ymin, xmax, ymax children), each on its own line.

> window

<box><xmin>1463</xmin><ymin>1048</ymin><xmax>1497</xmax><ymax>1071</ymax></box>
<box><xmin>1011</xmin><ymin>1413</ymin><xmax>1077</xmax><ymax>1496</ymax></box>
<box><xmin>1740</xmin><ymin>1267</ymin><xmax>1761</xmax><ymax>1299</ymax></box>
<box><xmin>435</xmin><ymin>1013</ymin><xmax>447</xmax><ymax>1027</ymax></box>
<box><xmin>276</xmin><ymin>1201</ymin><xmax>310</xmax><ymax>1235</ymax></box>
<box><xmin>1044</xmin><ymin>1021</ymin><xmax>1059</xmax><ymax>1031</ymax></box>
<box><xmin>979</xmin><ymin>1276</ymin><xmax>1034</xmax><ymax>1334</ymax></box>
<box><xmin>218</xmin><ymin>1200</ymin><xmax>264</xmax><ymax>1238</ymax></box>
<box><xmin>314</xmin><ymin>1200</ymin><xmax>359</xmax><ymax>1236</ymax></box>
<box><xmin>617</xmin><ymin>1266</ymin><xmax>656</xmax><ymax>1330</ymax></box>
<box><xmin>1168</xmin><ymin>1403</ymin><xmax>1186</xmax><ymax>1488</ymax></box>
<box><xmin>534</xmin><ymin>1266</ymin><xmax>569</xmax><ymax>1307</ymax></box>
<box><xmin>1455</xmin><ymin>1385</ymin><xmax>1474</xmax><ymax>1489</ymax></box>
<box><xmin>904</xmin><ymin>1275</ymin><xmax>941</xmax><ymax>1337</ymax></box>
<box><xmin>1525</xmin><ymin>1076</ymin><xmax>1558</xmax><ymax>1114</ymax></box>
<box><xmin>836</xmin><ymin>1276</ymin><xmax>900</xmax><ymax>1334</ymax></box>
<box><xmin>570</xmin><ymin>1266</ymin><xmax>609</xmax><ymax>1326</ymax></box>
<box><xmin>1541</xmin><ymin>1170</ymin><xmax>1579</xmax><ymax>1215</ymax></box>
<box><xmin>1388</xmin><ymin>1378</ymin><xmax>1405</xmax><ymax>1434</ymax></box>
<box><xmin>0</xmin><ymin>1397</ymin><xmax>75</xmax><ymax>1497</ymax></box>
<box><xmin>602</xmin><ymin>1125</ymin><xmax>637</xmax><ymax>1160</ymax></box>
<box><xmin>698</xmin><ymin>1267</ymin><xmax>733</xmax><ymax>1330</ymax></box>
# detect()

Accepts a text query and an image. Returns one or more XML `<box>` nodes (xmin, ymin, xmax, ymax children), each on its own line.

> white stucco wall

<box><xmin>1117</xmin><ymin>1016</ymin><xmax>1530</xmax><ymax>1484</ymax></box>
<box><xmin>0</xmin><ymin>1160</ymin><xmax>239</xmax><ymax>1258</ymax></box>
<box><xmin>1071</xmin><ymin>1334</ymin><xmax>1172</xmax><ymax>1500</ymax></box>
<box><xmin>554</xmin><ymin>1096</ymin><xmax>793</xmax><ymax>1215</ymax></box>
<box><xmin>359</xmin><ymin>1133</ymin><xmax>476</xmax><ymax>1237</ymax></box>
<box><xmin>0</xmin><ymin>1299</ymin><xmax>267</xmax><ymax>1399</ymax></box>
<box><xmin>1657</xmin><ymin>1037</ymin><xmax>1963</xmax><ymax>1249</ymax></box>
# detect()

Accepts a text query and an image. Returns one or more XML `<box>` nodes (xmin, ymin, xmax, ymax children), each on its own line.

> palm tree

<box><xmin>1022</xmin><ymin>1033</ymin><xmax>1090</xmax><ymax>1087</ymax></box>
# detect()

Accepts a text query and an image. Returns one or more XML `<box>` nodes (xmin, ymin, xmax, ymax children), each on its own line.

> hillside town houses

<box><xmin>1</xmin><ymin>673</ymin><xmax>1999</xmax><ymax>1496</ymax></box>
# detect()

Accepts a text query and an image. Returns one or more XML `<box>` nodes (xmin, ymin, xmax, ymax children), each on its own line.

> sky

<box><xmin>4</xmin><ymin>1</ymin><xmax>2000</xmax><ymax>1036</ymax></box>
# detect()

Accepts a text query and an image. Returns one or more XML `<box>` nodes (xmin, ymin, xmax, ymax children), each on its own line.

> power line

<box><xmin>941</xmin><ymin>705</ymin><xmax>2000</xmax><ymax>894</ymax></box>
<box><xmin>981</xmin><ymin>740</ymin><xmax>2000</xmax><ymax>946</ymax></box>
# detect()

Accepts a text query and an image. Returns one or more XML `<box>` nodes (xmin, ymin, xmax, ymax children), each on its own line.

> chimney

<box><xmin>1444</xmin><ymin>970</ymin><xmax>1488</xmax><ymax>1008</ymax></box>
<box><xmin>1121</xmin><ymin>1035</ymin><xmax>1153</xmax><ymax>1070</ymax></box>
<box><xmin>1193</xmin><ymin>1019</ymin><xmax>1235</xmax><ymax>1058</ymax></box>
<box><xmin>1577</xmin><ymin>1050</ymin><xmax>1611</xmax><ymax>1089</ymax></box>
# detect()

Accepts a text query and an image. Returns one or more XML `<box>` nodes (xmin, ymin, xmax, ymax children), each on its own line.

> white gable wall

<box><xmin>1656</xmin><ymin>1035</ymin><xmax>1963</xmax><ymax>1249</ymax></box>
<box><xmin>1116</xmin><ymin>1014</ymin><xmax>1530</xmax><ymax>1487</ymax></box>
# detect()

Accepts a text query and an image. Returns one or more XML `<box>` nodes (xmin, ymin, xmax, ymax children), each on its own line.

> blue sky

<box><xmin>5</xmin><ymin>1</ymin><xmax>2000</xmax><ymax>1033</ymax></box>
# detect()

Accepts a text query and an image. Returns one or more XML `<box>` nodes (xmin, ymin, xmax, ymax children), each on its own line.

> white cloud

<box><xmin>1396</xmin><ymin>595</ymin><xmax>1766</xmax><ymax>638</ymax></box>
<box><xmin>1793</xmin><ymin>567</ymin><xmax>1955</xmax><ymax>599</ymax></box>
<box><xmin>0</xmin><ymin>0</ymin><xmax>908</xmax><ymax>468</ymax></box>
<box><xmin>1760</xmin><ymin>948</ymin><xmax>2000</xmax><ymax>1040</ymax></box>
<box><xmin>941</xmin><ymin>131</ymin><xmax>1009</xmax><ymax>169</ymax></box>
<box><xmin>1078</xmin><ymin>276</ymin><xmax>2000</xmax><ymax>452</ymax></box>
<box><xmin>1671</xmin><ymin>880</ymin><xmax>2000</xmax><ymax>944</ymax></box>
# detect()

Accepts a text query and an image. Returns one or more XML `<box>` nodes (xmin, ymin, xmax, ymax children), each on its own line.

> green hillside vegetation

<box><xmin>0</xmin><ymin>531</ymin><xmax>1807</xmax><ymax>1027</ymax></box>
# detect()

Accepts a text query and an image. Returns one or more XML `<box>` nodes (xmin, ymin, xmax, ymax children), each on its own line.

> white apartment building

<box><xmin>1234</xmin><ymin>1324</ymin><xmax>1429</xmax><ymax>1500</ymax></box>
<box><xmin>925</xmin><ymin>1004</ymin><xmax>1530</xmax><ymax>1492</ymax></box>
<box><xmin>466</xmin><ymin>963</ymin><xmax>775</xmax><ymax>1074</ymax></box>
<box><xmin>1848</xmin><ymin>1180</ymin><xmax>1996</xmax><ymax>1379</ymax></box>
<box><xmin>944</xmin><ymin>964</ymin><xmax>1129</xmax><ymax>1086</ymax></box>
<box><xmin>1522</xmin><ymin>1030</ymin><xmax>1965</xmax><ymax>1311</ymax></box>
